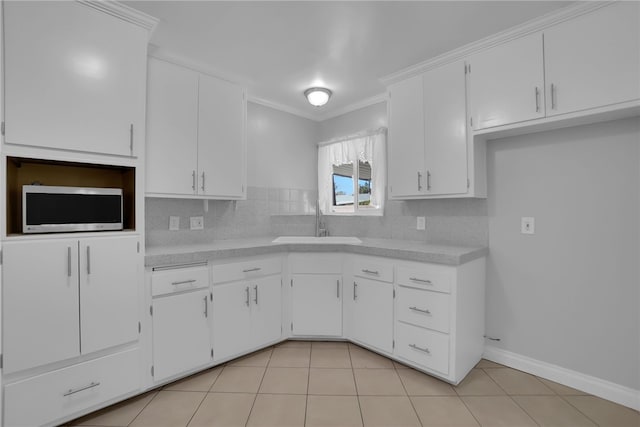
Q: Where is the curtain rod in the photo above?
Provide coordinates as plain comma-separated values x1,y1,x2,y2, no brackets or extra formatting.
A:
317,127,387,147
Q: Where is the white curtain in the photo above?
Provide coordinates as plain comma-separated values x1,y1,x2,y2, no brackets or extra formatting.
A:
317,128,387,214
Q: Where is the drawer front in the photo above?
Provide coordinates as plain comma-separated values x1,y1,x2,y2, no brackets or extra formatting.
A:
396,285,450,333
352,257,393,283
395,322,449,375
288,253,342,274
152,265,209,296
5,348,140,427
212,257,282,284
396,263,453,294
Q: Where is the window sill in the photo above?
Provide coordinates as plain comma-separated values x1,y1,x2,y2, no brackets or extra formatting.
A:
324,209,383,217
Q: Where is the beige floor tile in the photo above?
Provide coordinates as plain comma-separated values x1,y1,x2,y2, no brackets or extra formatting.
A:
475,359,505,369
349,346,394,368
187,393,255,427
311,347,352,368
276,340,312,349
564,395,640,427
537,377,588,395
454,369,506,396
210,366,265,393
269,347,311,367
311,340,349,349
228,348,273,367
246,394,307,427
393,361,411,369
308,368,357,395
359,396,421,427
163,367,223,392
306,395,363,427
397,368,456,396
513,396,597,426
129,391,206,427
71,391,157,426
484,367,555,395
354,368,406,396
411,396,480,426
461,396,538,427
259,367,309,394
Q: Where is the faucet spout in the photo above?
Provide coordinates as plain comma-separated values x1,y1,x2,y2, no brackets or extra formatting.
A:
315,200,327,237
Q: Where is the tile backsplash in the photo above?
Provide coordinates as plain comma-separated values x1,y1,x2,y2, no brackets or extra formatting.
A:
145,186,488,247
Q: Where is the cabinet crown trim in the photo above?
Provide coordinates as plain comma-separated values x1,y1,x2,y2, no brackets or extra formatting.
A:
380,1,610,85
78,0,159,35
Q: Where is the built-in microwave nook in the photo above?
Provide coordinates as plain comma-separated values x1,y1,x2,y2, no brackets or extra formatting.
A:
5,157,136,235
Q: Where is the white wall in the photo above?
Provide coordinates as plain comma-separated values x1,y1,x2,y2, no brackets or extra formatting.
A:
318,101,387,142
246,101,319,189
486,117,640,390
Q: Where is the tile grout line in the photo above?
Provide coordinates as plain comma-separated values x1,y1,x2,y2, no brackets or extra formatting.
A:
394,360,424,427
125,389,162,427
557,394,604,427
244,347,273,427
304,343,311,426
348,343,366,427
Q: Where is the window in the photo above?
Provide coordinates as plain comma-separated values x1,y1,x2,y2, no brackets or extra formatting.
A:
318,128,386,215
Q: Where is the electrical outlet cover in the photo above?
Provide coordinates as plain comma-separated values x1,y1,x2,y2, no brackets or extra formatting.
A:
417,216,426,230
169,216,180,231
190,216,204,230
521,217,535,234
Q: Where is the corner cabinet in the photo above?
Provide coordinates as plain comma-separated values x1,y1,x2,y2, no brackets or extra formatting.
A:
3,1,155,158
146,57,247,199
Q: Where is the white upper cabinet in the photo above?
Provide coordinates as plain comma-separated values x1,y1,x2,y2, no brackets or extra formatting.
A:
146,58,247,199
544,2,640,116
423,60,468,196
470,32,545,130
388,75,425,198
3,1,150,157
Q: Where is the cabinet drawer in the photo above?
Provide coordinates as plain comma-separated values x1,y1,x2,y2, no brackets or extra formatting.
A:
288,253,342,274
4,348,140,427
212,257,281,284
352,257,393,283
396,263,453,294
395,322,449,375
152,265,209,296
396,285,450,333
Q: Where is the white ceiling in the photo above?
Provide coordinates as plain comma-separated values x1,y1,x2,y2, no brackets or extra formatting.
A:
126,1,571,121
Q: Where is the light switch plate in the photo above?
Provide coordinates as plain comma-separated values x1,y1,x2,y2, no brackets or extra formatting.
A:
521,217,535,234
169,216,180,231
190,216,204,230
417,216,426,230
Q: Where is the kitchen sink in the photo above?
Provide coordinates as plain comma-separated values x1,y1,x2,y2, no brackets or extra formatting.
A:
272,236,362,244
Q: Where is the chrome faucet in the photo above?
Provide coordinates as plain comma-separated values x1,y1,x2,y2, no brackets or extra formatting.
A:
315,200,328,237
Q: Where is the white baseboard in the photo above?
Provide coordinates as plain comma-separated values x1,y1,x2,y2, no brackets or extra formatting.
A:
483,345,640,411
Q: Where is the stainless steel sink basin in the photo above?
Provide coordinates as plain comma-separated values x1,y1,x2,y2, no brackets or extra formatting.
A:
272,236,362,244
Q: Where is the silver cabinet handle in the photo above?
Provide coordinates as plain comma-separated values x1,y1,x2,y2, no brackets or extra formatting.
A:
254,285,258,305
337,280,340,298
362,269,379,275
67,246,72,277
535,87,540,112
192,170,196,191
203,295,208,318
409,344,431,354
409,306,431,315
129,123,134,154
86,246,91,275
409,277,433,285
353,282,358,300
171,279,196,286
417,171,422,191
245,286,250,307
63,381,100,397
201,172,206,192
551,83,557,110
426,170,431,191
243,267,261,273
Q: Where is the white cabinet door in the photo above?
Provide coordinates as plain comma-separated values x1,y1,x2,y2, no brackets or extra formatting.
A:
213,282,252,361
470,32,545,129
79,236,139,355
423,60,468,196
544,2,640,116
351,278,393,353
251,276,282,347
146,58,199,195
2,240,80,373
198,75,246,198
3,2,147,156
388,75,426,198
291,274,342,337
152,289,211,382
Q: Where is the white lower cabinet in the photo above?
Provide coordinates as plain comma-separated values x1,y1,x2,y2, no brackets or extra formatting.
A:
349,277,394,353
395,322,450,375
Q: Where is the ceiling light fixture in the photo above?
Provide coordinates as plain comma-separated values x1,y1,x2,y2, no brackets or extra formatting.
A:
304,87,332,107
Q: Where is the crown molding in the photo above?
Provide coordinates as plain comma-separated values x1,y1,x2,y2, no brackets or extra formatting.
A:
247,97,320,122
380,1,611,86
316,93,388,122
78,1,159,36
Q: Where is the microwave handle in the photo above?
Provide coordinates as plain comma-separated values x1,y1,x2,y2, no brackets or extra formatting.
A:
86,246,91,275
67,247,72,277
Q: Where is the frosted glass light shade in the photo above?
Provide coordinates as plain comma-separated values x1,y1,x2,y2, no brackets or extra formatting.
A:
304,87,332,107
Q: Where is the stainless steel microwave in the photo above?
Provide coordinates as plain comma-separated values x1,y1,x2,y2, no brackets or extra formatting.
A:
23,185,123,233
